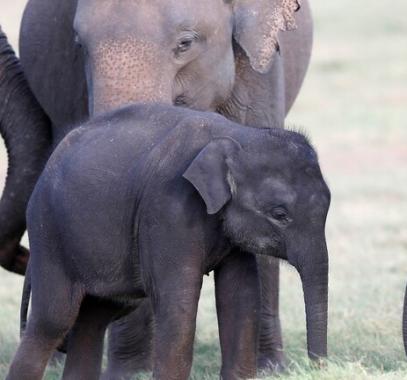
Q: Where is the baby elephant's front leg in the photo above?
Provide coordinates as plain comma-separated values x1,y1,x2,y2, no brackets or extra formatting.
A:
151,272,203,380
215,250,260,380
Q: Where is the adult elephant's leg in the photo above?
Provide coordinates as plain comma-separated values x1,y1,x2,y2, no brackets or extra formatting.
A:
256,256,286,372
103,298,153,380
215,250,260,380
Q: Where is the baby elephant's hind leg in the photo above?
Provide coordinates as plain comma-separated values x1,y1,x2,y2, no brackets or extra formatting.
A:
62,297,122,380
104,298,153,380
6,275,83,380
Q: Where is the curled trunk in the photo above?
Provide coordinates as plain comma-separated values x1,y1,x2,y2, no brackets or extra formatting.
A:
0,26,52,274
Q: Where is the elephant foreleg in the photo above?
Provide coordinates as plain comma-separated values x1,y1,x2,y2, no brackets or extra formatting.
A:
256,256,286,373
151,283,202,380
215,250,260,380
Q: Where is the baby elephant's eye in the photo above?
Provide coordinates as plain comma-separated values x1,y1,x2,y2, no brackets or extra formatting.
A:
269,207,292,225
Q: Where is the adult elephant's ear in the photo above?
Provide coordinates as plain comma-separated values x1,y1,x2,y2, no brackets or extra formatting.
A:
232,0,301,73
183,138,241,215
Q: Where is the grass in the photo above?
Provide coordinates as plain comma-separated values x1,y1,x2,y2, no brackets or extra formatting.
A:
1,0,407,378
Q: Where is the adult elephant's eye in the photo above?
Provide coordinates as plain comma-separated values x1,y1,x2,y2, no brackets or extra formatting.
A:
174,32,198,58
177,38,193,53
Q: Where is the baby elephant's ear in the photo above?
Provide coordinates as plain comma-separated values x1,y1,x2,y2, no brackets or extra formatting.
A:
232,0,301,73
183,138,241,215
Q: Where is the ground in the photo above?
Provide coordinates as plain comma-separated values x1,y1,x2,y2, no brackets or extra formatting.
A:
0,1,406,379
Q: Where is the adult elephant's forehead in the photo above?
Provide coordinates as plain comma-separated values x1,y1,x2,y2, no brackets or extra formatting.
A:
163,0,232,25
75,0,165,39
75,0,231,39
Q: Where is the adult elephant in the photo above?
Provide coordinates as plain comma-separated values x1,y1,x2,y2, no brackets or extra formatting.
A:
0,27,51,275
8,0,315,376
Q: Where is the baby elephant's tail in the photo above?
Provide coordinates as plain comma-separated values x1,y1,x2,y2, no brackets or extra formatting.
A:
403,283,407,356
20,260,32,337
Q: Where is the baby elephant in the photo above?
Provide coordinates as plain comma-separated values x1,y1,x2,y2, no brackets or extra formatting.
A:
7,104,330,380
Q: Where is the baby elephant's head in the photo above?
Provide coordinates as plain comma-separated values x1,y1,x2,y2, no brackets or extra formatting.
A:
183,128,330,265
183,128,331,361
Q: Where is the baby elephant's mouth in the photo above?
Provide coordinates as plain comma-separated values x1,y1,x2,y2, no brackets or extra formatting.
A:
256,235,286,259
238,236,284,258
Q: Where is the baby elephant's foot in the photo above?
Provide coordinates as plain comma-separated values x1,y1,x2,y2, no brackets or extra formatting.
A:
257,350,287,375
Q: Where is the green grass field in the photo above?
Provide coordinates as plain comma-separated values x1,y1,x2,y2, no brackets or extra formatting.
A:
1,1,407,379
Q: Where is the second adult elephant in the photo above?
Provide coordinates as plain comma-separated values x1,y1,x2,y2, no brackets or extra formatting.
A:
15,0,314,376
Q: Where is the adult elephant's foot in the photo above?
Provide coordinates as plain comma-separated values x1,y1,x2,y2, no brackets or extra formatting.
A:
0,238,29,275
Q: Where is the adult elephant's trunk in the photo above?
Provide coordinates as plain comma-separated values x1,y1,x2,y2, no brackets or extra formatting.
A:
0,27,52,275
403,284,407,356
298,243,329,361
87,39,174,116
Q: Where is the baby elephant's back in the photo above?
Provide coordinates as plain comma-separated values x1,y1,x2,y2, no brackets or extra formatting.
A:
27,107,184,293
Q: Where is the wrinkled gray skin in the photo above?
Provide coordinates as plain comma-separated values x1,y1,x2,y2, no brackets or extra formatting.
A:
0,27,51,275
7,104,330,380
6,0,313,375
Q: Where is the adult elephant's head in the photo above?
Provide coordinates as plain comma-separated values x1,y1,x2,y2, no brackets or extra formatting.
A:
73,0,300,115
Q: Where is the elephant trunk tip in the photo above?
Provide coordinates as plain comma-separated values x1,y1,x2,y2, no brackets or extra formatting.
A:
0,237,29,275
299,258,329,367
